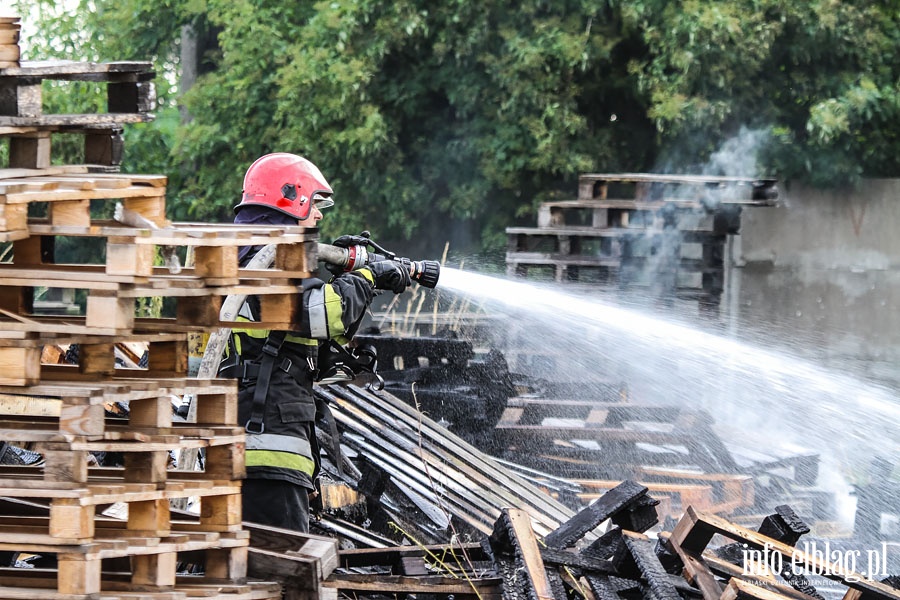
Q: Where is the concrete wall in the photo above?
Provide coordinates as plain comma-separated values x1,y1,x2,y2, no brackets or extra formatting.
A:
729,178,900,385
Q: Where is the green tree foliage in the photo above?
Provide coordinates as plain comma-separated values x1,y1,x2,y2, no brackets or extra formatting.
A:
14,0,900,256
624,0,900,185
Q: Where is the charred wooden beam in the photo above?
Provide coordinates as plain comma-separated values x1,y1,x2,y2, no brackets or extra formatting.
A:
489,508,562,600
611,494,660,533
546,568,569,600
582,526,626,561
585,575,623,600
619,531,682,600
539,547,615,575
543,480,650,549
716,505,809,564
758,505,810,545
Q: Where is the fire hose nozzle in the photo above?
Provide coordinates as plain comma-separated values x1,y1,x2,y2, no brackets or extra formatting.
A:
402,258,440,289
316,243,441,288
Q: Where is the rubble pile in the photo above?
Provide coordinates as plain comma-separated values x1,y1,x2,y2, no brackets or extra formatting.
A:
319,480,900,600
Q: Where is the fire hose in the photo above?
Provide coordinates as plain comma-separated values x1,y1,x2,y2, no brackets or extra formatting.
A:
316,241,440,290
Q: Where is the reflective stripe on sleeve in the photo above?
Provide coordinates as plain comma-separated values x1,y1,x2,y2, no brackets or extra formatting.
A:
245,433,312,457
307,286,328,338
357,269,375,285
324,285,346,337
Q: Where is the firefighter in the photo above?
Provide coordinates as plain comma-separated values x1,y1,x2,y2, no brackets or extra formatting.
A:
221,153,411,532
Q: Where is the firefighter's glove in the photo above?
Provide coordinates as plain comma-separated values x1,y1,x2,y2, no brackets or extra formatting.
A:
368,260,411,294
331,231,371,249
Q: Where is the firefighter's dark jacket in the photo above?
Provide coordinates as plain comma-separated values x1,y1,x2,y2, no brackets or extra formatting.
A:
223,263,376,490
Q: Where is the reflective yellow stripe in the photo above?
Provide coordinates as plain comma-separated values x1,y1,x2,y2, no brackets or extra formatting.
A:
324,285,345,337
233,327,317,346
358,269,375,284
246,450,315,475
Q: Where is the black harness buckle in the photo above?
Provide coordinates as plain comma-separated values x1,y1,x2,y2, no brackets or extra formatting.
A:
245,419,265,434
261,339,281,357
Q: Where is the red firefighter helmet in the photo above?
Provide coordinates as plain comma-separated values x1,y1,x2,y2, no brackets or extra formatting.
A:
235,153,334,220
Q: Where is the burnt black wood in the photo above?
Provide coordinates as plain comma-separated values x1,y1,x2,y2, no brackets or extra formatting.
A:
539,548,615,575
622,534,682,600
582,527,625,561
585,575,623,600
543,480,648,549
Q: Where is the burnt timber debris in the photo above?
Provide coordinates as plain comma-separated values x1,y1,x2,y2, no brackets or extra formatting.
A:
340,331,832,524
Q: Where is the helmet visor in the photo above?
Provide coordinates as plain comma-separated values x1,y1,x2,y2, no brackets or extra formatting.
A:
312,192,334,210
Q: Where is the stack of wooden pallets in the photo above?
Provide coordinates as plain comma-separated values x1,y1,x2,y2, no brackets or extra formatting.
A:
506,173,778,311
0,51,323,599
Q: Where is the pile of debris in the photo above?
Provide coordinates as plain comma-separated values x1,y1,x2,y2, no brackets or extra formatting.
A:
337,331,837,527
315,480,900,600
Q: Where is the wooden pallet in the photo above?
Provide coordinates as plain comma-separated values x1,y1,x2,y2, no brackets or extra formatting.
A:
576,173,778,205
508,225,726,249
0,41,292,600
535,199,733,231
0,377,235,435
0,59,156,174
0,430,244,488
493,402,742,480
0,482,245,544
503,173,777,312
0,60,155,121
504,256,717,290
0,219,318,337
506,221,726,293
637,467,756,516
4,212,316,274
0,336,201,385
0,286,309,340
667,506,900,600
0,173,168,240
0,479,247,594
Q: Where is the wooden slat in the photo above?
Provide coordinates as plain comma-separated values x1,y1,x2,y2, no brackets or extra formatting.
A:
499,508,557,600
321,383,574,537
1,182,164,203
0,113,153,128
1,59,152,77
323,572,501,595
